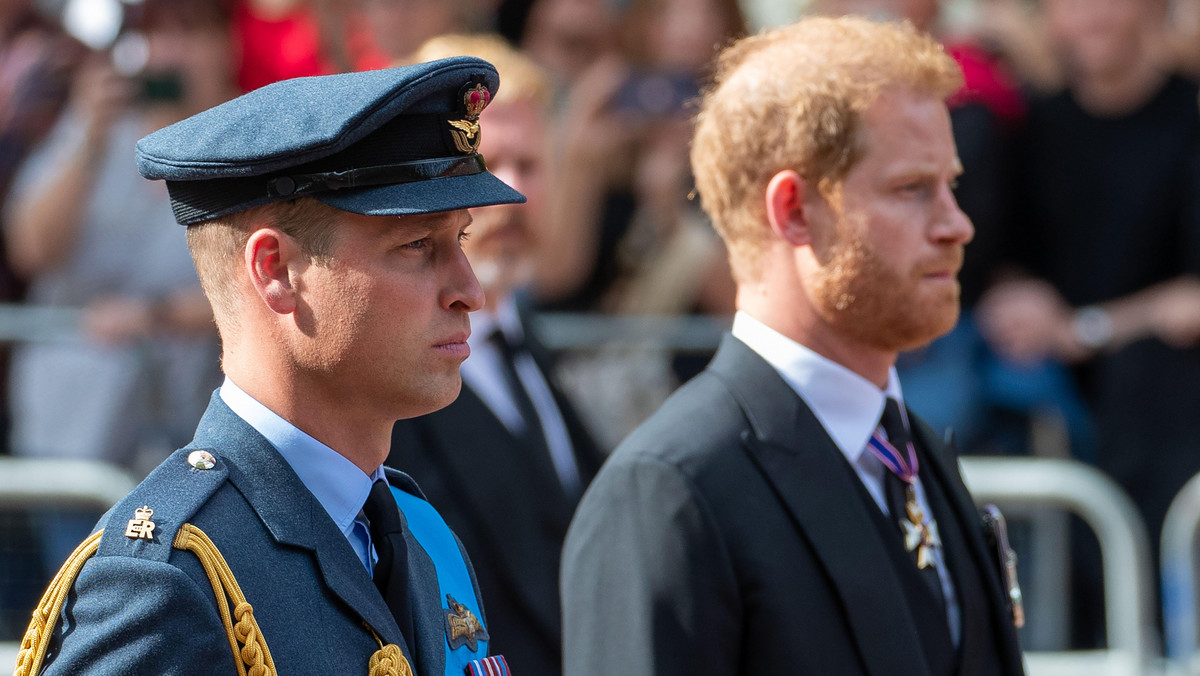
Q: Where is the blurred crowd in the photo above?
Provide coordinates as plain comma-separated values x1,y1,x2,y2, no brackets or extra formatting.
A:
2,0,1200,650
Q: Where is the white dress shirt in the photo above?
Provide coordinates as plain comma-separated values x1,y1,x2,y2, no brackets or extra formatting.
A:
462,299,581,497
220,377,384,574
731,311,961,644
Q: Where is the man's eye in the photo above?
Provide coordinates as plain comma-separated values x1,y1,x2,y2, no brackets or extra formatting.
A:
458,230,472,244
404,238,430,250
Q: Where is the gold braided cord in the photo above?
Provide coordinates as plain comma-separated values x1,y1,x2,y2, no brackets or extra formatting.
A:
173,523,277,676
368,644,413,676
12,530,104,676
364,625,413,676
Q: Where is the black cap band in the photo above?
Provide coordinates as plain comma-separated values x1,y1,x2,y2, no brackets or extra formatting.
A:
266,155,487,198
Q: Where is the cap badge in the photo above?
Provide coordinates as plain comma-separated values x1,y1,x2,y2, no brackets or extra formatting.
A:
448,83,490,154
444,593,489,651
125,505,157,541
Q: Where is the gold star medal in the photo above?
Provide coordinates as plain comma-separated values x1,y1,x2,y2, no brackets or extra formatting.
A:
900,485,942,569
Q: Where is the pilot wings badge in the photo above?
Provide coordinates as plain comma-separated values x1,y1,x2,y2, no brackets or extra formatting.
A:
444,594,489,651
448,83,490,154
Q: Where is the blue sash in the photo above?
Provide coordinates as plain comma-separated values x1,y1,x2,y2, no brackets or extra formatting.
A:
390,486,489,674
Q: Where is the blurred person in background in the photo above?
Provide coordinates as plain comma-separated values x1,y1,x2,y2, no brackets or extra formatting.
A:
3,0,230,475
0,0,83,451
0,0,84,639
233,0,342,91
976,0,1200,644
529,0,743,445
353,0,479,69
389,35,603,676
521,0,618,90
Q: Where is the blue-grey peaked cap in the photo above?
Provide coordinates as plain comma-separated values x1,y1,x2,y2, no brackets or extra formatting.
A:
136,56,526,225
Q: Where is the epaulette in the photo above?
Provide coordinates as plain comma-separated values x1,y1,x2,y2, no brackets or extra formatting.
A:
14,448,282,676
96,447,230,561
15,449,415,676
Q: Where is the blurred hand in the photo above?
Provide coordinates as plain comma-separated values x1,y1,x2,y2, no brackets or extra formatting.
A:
1145,276,1200,348
83,296,154,347
72,56,134,151
977,278,1081,363
560,56,641,174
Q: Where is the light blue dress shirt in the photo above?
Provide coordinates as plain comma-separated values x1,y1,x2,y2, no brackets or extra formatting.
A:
219,376,383,574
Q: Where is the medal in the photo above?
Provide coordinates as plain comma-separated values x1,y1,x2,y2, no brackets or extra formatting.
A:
900,484,941,569
867,410,943,571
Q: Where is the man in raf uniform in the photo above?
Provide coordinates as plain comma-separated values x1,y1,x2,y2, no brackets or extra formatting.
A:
389,35,604,676
560,17,1025,676
15,58,519,676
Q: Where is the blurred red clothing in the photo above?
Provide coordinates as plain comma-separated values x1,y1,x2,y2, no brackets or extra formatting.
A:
946,41,1026,125
233,0,330,92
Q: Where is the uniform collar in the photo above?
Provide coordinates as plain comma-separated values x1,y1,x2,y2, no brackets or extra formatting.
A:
218,376,385,537
730,311,903,466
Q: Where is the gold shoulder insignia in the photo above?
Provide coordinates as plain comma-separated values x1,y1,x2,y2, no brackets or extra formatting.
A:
443,594,489,652
124,505,156,540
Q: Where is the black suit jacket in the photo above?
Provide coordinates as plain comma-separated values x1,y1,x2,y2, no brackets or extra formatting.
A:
389,322,604,676
560,335,1024,676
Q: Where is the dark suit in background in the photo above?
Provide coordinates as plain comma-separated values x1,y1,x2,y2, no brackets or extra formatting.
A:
390,311,604,676
562,337,1024,675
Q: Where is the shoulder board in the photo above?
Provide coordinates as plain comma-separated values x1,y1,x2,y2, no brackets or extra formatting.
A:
97,447,230,561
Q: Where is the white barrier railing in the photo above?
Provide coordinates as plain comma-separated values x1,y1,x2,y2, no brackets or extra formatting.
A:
0,458,139,668
961,457,1158,675
1161,471,1200,669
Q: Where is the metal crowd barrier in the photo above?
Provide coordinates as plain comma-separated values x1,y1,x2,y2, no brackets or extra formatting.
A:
0,457,139,668
1161,472,1200,670
961,457,1158,676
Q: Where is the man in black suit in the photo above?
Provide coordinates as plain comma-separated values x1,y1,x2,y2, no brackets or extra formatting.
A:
561,17,1025,676
389,35,605,676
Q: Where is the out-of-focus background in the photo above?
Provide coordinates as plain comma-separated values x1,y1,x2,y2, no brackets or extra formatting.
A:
1,0,1200,673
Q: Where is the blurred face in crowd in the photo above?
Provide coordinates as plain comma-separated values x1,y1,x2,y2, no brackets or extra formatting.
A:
1044,0,1166,79
524,0,615,80
360,0,461,62
140,6,234,113
803,88,971,352
642,0,741,72
290,208,483,420
465,99,548,299
817,0,941,32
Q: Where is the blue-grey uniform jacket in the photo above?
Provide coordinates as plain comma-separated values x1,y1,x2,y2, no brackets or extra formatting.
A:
36,394,489,675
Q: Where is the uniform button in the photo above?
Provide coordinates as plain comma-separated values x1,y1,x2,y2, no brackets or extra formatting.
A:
188,450,216,470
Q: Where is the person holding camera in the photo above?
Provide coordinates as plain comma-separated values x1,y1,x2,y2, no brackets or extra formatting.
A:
3,0,234,476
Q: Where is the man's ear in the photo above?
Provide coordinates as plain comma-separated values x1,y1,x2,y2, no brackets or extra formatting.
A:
765,170,812,247
245,228,301,315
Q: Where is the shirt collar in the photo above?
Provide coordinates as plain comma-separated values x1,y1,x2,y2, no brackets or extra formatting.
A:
730,311,904,465
218,376,385,536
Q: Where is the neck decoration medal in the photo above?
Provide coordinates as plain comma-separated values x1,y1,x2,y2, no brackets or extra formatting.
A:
868,426,942,569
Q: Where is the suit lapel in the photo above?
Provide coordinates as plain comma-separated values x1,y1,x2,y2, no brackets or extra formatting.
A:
708,337,932,676
913,421,1024,675
415,387,566,642
191,395,406,653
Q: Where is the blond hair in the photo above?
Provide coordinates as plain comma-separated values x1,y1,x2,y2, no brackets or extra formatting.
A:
413,34,552,109
690,17,962,278
186,198,340,338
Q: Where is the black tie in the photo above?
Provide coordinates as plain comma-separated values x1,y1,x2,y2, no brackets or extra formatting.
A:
489,329,551,456
879,399,948,612
363,479,416,651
